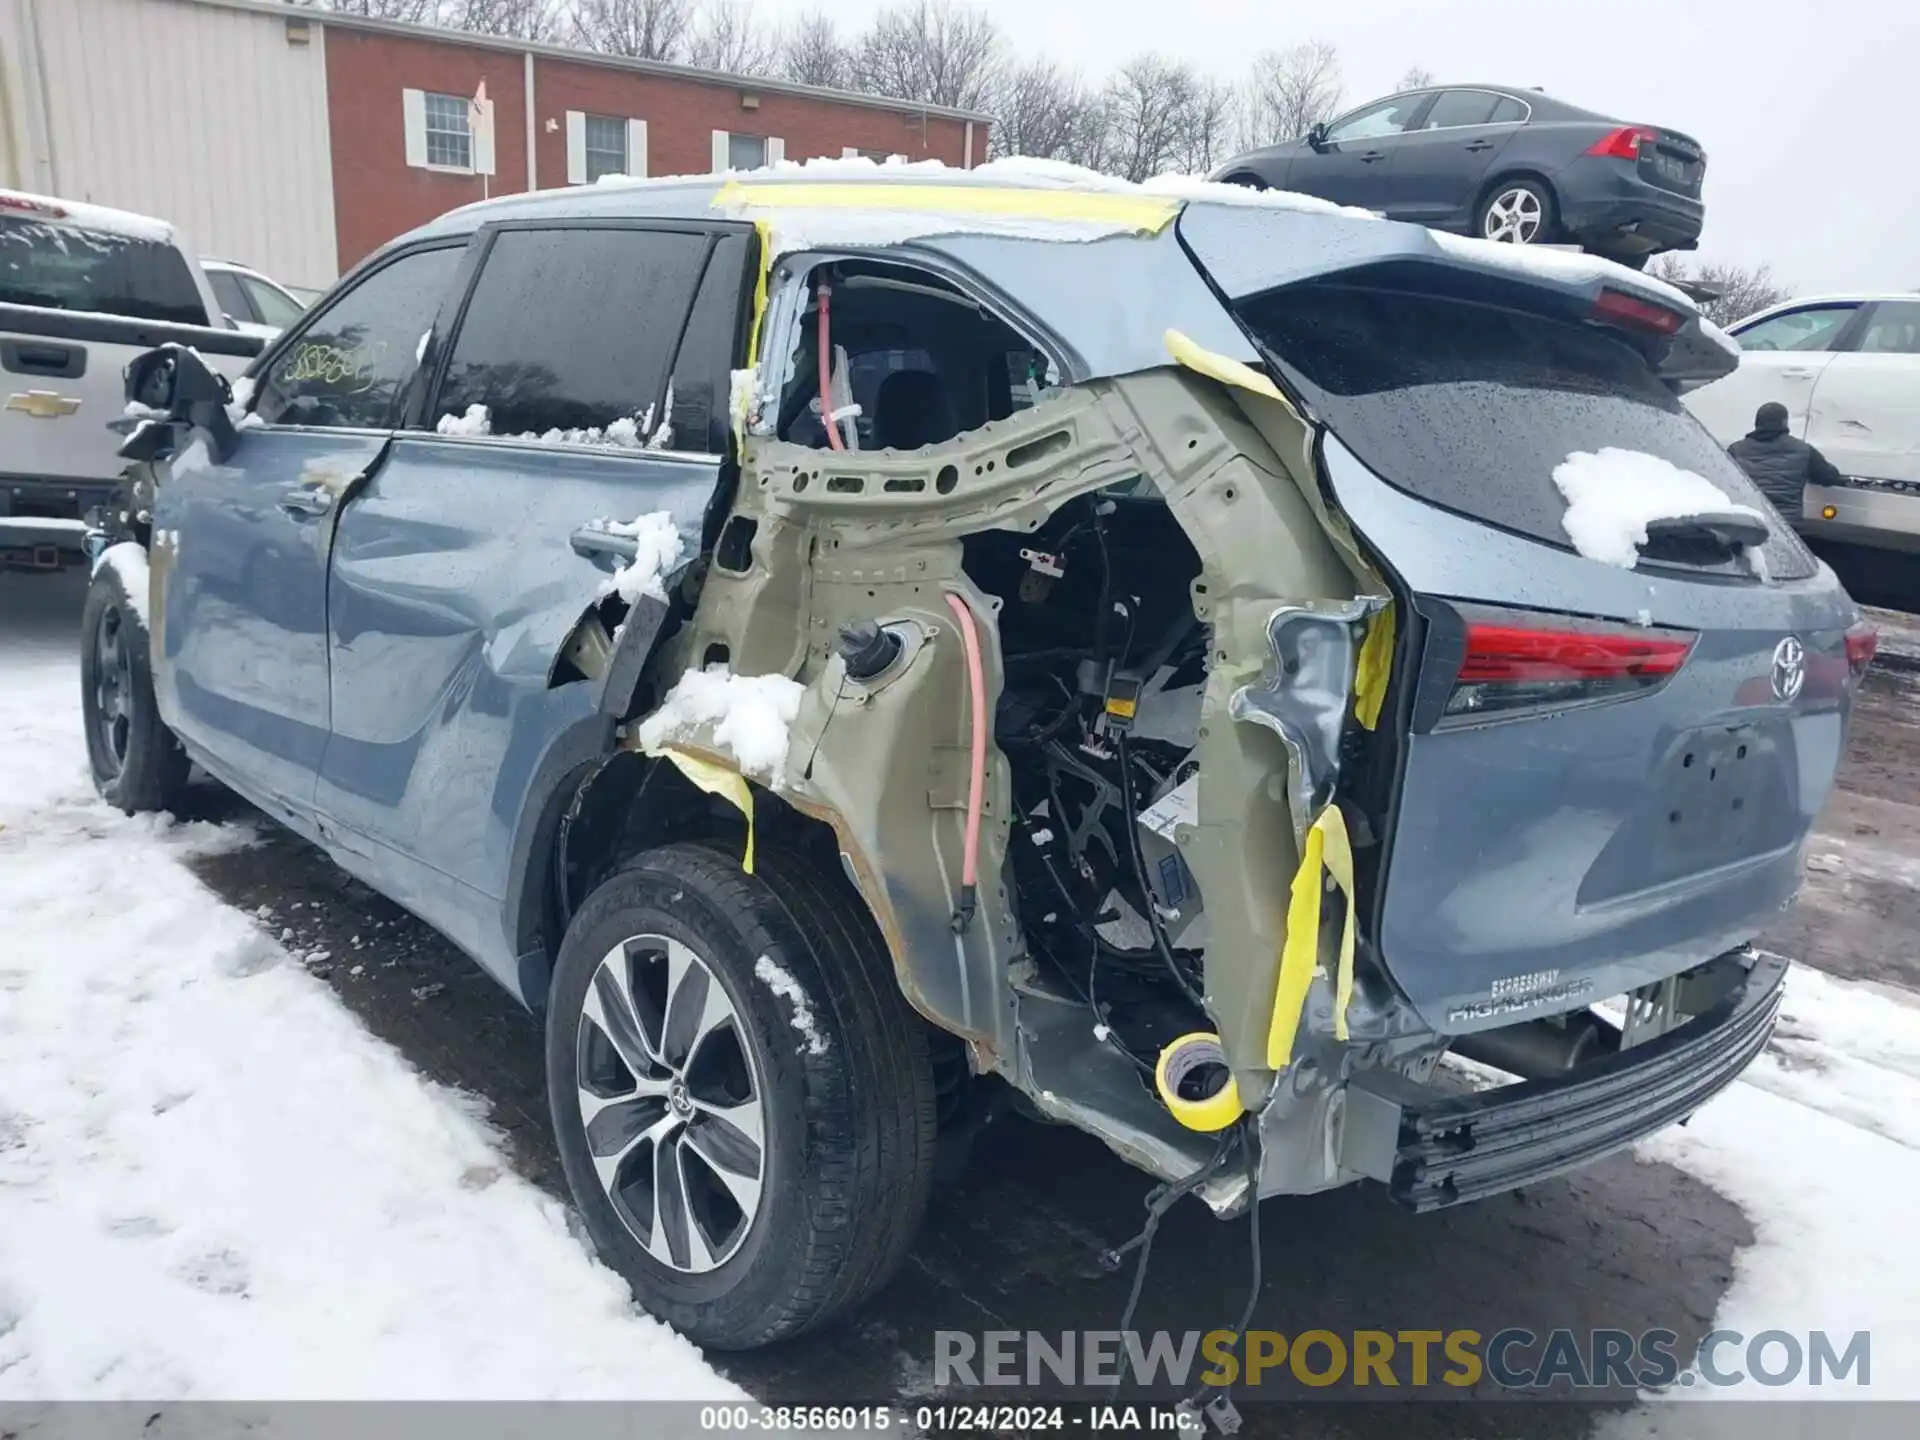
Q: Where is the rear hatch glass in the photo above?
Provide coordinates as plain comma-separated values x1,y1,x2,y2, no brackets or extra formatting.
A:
0,215,207,326
1235,281,1815,581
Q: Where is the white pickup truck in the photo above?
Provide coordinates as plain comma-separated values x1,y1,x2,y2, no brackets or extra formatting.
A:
1,188,262,570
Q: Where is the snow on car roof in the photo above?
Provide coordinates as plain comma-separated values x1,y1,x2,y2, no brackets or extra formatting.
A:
0,187,175,242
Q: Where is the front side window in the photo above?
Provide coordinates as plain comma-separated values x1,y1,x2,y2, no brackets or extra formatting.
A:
1858,301,1920,355
1733,305,1857,353
433,227,710,444
1421,91,1501,129
728,133,769,170
256,245,464,429
424,92,472,169
584,114,628,182
0,216,208,326
1325,95,1425,143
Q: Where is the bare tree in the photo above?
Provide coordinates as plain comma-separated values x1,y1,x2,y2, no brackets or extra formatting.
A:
569,0,693,58
852,0,1006,112
988,58,1095,161
1170,76,1235,175
1101,54,1204,183
778,11,851,89
1239,40,1343,148
287,0,440,21
1397,65,1436,91
684,0,777,77
1647,256,1793,327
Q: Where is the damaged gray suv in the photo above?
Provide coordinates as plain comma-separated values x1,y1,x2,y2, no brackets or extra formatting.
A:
83,163,1875,1350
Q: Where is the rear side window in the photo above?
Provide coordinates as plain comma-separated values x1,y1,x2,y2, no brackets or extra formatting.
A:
257,244,463,429
0,216,207,325
1237,284,1817,580
1859,301,1920,355
1421,91,1500,128
434,227,709,444
207,268,252,324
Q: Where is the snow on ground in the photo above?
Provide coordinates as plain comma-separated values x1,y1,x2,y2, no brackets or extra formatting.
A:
636,665,806,786
1552,447,1763,568
0,577,740,1401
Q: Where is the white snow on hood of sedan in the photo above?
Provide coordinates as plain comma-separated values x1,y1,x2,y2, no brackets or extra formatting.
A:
1552,446,1766,569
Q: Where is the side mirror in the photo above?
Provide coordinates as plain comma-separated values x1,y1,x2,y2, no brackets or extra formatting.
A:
1306,122,1330,150
119,343,241,463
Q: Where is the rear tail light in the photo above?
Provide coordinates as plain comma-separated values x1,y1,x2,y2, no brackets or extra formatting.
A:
0,193,67,219
1846,622,1878,681
1586,125,1659,159
1592,287,1685,336
1446,617,1695,720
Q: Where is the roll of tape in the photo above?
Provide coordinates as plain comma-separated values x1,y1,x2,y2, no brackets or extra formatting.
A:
1154,1031,1243,1132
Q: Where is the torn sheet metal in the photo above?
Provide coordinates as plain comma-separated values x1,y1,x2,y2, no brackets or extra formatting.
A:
1227,598,1382,845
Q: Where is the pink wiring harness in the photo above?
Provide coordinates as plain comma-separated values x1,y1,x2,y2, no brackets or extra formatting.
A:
944,592,987,934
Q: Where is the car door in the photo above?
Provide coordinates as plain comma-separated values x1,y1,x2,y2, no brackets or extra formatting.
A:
1682,301,1864,448
1804,299,1920,483
1386,90,1528,223
153,241,466,824
314,220,752,985
1288,92,1434,208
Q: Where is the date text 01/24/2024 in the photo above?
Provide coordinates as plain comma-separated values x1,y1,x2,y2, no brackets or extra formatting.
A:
698,1405,1203,1432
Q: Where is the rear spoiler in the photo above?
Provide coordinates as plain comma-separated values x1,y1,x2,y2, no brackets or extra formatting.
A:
1176,203,1736,392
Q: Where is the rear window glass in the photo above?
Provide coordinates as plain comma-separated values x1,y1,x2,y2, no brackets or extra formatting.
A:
0,216,207,326
1236,284,1816,580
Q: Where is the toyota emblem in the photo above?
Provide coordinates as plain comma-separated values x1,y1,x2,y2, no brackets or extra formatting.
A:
1770,636,1806,701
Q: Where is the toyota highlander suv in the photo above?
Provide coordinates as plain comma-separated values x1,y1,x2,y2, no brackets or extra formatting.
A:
82,161,1869,1351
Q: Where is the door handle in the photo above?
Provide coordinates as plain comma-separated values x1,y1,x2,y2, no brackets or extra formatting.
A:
279,485,333,517
1781,367,1816,379
1465,139,1495,153
570,525,639,568
1360,150,1387,163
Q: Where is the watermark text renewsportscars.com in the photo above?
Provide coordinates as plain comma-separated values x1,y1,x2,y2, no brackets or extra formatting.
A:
934,1328,1872,1391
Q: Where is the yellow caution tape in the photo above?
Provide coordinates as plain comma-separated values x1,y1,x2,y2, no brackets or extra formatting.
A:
656,748,756,874
1163,329,1303,419
1353,603,1395,731
1267,804,1357,1071
715,181,1180,234
1154,1032,1245,1132
746,219,773,370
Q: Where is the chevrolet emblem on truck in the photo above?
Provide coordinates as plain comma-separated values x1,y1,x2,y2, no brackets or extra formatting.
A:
5,390,82,419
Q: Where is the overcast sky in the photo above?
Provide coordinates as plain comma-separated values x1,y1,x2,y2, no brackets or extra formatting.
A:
762,0,1917,296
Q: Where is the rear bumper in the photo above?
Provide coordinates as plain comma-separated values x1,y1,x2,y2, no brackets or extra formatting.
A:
1800,482,1920,554
1554,159,1704,254
1345,950,1785,1211
1,476,117,565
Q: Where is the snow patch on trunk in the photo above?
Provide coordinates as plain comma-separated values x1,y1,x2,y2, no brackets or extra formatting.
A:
753,955,829,1056
637,667,805,787
1552,447,1764,569
97,542,151,629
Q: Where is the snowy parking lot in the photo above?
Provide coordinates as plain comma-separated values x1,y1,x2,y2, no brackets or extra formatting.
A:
4,565,1920,1431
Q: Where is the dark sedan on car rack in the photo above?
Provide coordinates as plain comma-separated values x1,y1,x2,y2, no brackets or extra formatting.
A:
1213,84,1706,268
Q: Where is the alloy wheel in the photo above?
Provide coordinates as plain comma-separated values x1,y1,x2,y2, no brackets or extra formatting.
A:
1483,187,1544,243
93,605,133,776
575,934,766,1273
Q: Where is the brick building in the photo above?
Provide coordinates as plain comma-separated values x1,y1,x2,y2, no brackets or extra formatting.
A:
1,0,989,292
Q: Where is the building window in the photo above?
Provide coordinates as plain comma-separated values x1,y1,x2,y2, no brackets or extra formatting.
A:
583,114,627,182
424,92,471,170
728,132,768,170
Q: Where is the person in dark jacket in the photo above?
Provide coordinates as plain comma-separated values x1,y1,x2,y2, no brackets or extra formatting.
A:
1727,401,1845,518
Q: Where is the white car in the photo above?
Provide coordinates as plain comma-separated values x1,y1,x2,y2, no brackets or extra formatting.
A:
201,258,307,339
1684,293,1919,552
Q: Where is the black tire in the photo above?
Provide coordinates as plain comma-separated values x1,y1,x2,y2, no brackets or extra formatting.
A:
80,557,192,815
546,841,938,1349
1474,177,1558,246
